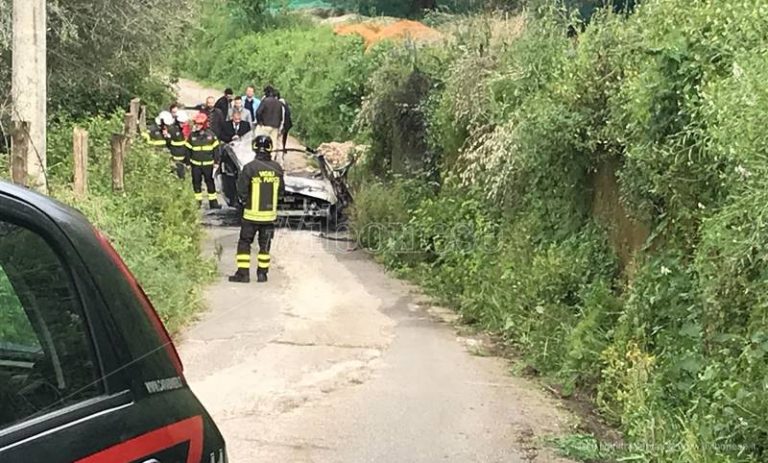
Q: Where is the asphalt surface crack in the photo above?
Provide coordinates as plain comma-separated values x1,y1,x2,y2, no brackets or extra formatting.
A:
242,437,334,452
269,340,376,350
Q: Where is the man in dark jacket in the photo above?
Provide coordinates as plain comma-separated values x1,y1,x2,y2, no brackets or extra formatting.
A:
255,86,283,150
229,135,284,284
221,110,251,143
204,96,226,139
214,88,234,116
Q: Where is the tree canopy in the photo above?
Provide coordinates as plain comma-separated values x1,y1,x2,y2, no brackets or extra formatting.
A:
0,0,192,120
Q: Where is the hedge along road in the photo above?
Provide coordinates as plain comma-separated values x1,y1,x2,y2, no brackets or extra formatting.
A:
175,79,577,463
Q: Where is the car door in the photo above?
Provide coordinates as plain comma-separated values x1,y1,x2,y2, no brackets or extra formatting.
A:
0,193,206,463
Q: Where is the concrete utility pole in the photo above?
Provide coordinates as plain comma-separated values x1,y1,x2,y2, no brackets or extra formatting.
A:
11,0,47,193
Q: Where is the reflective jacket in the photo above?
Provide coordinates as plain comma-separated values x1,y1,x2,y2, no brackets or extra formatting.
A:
237,153,285,223
184,129,221,166
167,124,188,162
143,123,167,148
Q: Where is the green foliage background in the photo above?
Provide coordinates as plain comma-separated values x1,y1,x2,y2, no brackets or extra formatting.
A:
0,0,190,119
347,2,768,461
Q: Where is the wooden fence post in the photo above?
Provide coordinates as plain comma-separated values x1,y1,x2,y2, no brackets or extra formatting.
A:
122,112,136,156
111,134,127,192
10,121,29,187
73,127,88,198
123,112,137,137
129,98,141,136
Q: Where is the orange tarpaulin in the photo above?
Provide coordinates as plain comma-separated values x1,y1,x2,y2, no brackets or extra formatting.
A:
335,20,442,48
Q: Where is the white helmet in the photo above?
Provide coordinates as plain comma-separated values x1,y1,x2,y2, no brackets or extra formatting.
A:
159,111,175,126
176,110,189,123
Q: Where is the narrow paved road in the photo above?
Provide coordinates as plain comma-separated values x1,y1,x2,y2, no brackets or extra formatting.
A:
175,79,576,462
179,229,575,462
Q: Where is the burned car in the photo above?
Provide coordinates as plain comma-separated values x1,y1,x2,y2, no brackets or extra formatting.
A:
217,132,354,226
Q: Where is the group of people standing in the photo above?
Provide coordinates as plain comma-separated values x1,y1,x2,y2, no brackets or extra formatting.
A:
144,85,290,285
205,85,293,152
144,85,293,209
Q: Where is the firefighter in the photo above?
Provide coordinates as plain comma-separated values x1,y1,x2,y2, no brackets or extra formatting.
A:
185,112,222,209
229,135,285,284
144,113,169,149
166,112,188,180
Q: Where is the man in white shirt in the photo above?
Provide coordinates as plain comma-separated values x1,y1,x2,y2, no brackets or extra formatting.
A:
242,87,260,124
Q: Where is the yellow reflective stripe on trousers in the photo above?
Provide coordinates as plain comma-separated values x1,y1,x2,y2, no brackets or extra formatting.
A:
194,193,203,201
190,160,215,166
237,254,251,269
172,156,186,161
208,193,218,200
257,254,270,269
170,140,186,147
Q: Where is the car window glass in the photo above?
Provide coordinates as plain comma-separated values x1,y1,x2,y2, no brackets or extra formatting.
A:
0,268,40,350
0,220,103,430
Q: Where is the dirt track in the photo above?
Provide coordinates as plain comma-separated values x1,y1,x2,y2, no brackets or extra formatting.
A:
176,80,577,462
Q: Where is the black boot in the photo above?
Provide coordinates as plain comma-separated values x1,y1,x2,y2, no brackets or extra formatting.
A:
228,270,250,283
197,200,203,208
256,270,268,283
209,199,221,210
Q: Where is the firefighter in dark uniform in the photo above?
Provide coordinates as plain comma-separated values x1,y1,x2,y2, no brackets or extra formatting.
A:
166,115,188,180
185,113,222,209
229,135,285,284
143,114,168,149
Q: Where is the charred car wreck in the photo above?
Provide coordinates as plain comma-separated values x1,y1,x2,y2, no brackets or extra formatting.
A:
217,133,354,226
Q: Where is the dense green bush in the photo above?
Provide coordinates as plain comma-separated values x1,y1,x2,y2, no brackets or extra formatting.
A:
356,44,449,175
348,1,768,461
